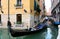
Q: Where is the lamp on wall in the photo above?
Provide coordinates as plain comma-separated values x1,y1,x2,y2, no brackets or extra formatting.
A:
24,9,27,13
1,10,4,13
0,7,4,13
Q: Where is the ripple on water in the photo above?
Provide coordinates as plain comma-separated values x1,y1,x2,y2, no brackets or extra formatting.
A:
0,27,58,39
45,28,52,39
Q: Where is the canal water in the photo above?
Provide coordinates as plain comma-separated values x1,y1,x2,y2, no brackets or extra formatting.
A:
0,26,58,39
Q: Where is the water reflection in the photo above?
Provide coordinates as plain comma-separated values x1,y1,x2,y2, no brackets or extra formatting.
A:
45,28,52,39
0,26,58,39
0,29,2,39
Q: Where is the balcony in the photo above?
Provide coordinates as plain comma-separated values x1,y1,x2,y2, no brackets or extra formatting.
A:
15,4,23,9
15,23,24,27
13,22,27,29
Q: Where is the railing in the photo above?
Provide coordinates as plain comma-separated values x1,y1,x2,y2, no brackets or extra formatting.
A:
14,4,23,9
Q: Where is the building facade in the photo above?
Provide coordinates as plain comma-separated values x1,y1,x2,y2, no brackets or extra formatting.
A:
38,0,46,22
0,0,41,29
51,0,60,24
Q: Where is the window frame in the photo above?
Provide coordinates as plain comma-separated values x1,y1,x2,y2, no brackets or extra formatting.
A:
16,0,22,6
15,0,23,9
0,0,1,7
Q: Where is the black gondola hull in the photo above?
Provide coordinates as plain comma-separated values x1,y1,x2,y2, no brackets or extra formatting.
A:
8,25,47,37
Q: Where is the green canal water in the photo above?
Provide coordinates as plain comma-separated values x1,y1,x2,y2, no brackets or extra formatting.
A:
0,26,58,39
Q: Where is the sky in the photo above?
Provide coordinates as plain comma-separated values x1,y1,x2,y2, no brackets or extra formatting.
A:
45,0,51,12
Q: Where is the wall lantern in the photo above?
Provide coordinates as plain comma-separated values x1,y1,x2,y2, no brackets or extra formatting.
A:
1,10,4,13
24,9,27,13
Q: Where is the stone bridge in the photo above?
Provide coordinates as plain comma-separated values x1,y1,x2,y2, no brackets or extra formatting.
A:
40,17,56,23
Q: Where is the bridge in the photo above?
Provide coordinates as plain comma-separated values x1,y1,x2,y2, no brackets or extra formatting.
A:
40,17,56,23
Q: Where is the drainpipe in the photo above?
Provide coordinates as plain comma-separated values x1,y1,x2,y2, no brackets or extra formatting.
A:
8,0,10,21
7,0,11,39
7,0,11,26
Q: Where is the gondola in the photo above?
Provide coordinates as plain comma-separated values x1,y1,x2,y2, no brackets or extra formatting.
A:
7,21,47,37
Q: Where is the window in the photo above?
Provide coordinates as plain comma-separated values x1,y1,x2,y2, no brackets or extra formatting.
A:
34,0,41,13
17,0,22,6
34,0,37,10
0,0,1,7
15,0,23,9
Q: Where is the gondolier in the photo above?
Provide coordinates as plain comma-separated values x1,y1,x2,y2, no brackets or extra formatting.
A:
45,16,48,21
43,16,49,23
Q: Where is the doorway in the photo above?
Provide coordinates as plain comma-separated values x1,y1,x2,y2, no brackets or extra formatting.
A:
16,14,22,24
